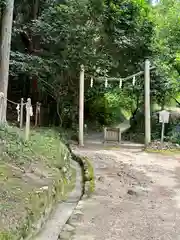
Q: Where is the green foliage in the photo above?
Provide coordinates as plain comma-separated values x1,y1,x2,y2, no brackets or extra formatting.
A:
168,130,180,145
10,0,153,127
151,0,180,106
85,85,135,126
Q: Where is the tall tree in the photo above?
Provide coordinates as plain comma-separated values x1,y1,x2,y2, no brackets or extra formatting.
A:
0,0,14,123
151,0,180,106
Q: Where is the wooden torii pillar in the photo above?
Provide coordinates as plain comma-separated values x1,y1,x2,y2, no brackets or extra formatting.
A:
79,65,85,147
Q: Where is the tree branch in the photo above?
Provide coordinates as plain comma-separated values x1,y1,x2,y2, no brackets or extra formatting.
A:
172,97,180,106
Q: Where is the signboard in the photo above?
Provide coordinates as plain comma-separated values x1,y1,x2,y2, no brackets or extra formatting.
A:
159,110,170,124
159,110,170,143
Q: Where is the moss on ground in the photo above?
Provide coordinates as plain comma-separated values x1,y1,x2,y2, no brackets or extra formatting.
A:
0,126,76,240
146,148,180,155
82,157,95,196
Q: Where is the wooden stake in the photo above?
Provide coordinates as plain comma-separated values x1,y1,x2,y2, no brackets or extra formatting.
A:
118,128,121,143
25,98,31,141
35,102,38,127
38,103,41,126
0,93,4,124
103,127,107,144
90,77,93,88
105,78,108,88
20,98,24,129
132,76,136,86
119,79,122,88
35,102,41,127
79,65,84,147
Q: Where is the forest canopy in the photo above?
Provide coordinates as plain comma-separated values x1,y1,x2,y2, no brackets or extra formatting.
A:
1,0,180,127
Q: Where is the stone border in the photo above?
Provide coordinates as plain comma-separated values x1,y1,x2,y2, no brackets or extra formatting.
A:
59,199,86,240
82,156,95,198
33,160,83,240
58,149,95,240
69,147,95,198
30,144,95,240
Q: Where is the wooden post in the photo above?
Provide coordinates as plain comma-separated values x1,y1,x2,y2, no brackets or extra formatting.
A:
84,124,87,135
161,122,165,144
35,102,41,127
20,98,24,129
0,92,4,124
79,65,85,147
118,128,121,143
38,103,41,126
25,98,31,141
144,59,151,146
103,127,107,144
35,102,38,127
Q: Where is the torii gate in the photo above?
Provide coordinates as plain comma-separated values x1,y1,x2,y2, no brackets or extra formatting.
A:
79,59,154,147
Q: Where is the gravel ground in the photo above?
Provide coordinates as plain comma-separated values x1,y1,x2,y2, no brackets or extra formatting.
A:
60,146,180,240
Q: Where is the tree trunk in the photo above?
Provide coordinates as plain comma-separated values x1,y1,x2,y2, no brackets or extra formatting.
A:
0,0,14,123
33,0,39,20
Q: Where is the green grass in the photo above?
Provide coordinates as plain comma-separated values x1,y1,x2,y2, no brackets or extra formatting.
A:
0,126,76,240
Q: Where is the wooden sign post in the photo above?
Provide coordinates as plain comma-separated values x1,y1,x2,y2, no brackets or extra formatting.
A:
159,110,170,143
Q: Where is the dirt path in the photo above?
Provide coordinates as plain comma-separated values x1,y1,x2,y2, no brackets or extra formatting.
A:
60,146,180,240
